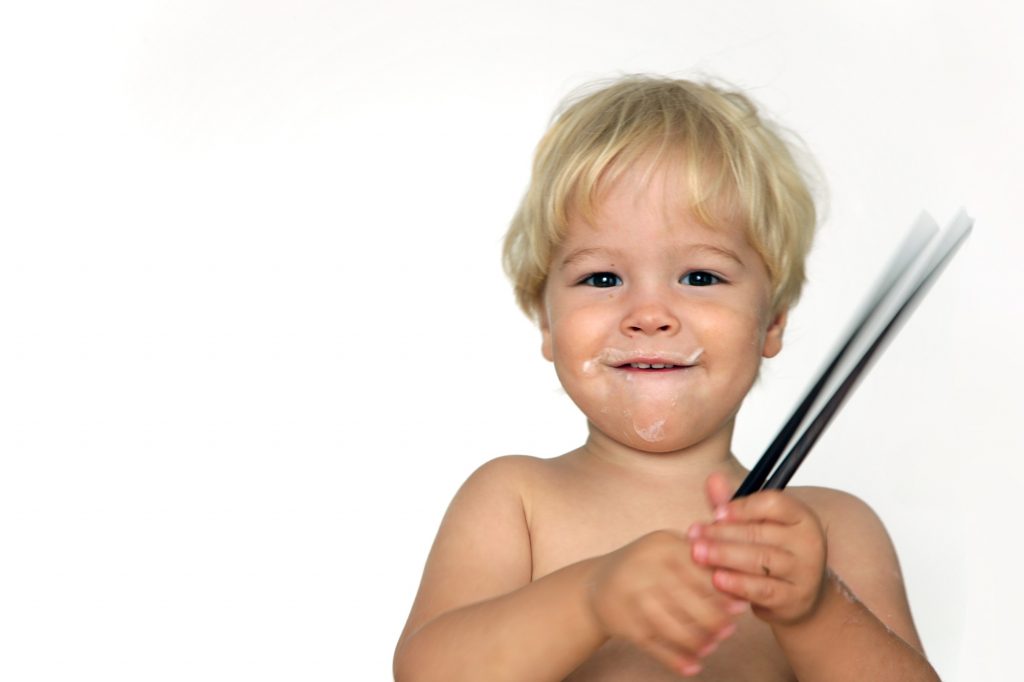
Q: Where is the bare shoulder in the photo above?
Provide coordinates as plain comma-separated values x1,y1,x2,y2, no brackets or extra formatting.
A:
789,486,924,649
788,486,885,537
460,453,555,490
430,453,555,554
448,454,558,519
397,455,553,642
787,486,895,567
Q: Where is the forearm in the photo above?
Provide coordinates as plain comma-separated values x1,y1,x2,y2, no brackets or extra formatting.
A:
772,570,939,682
394,557,606,682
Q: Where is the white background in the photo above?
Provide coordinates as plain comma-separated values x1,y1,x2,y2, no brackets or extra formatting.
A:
2,1,1022,680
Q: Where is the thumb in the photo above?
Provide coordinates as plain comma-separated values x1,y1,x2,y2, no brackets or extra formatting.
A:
705,472,734,515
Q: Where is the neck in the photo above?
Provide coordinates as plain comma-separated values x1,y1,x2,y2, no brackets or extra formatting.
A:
575,419,749,490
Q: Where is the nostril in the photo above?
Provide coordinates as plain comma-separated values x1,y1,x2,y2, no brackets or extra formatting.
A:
622,307,680,335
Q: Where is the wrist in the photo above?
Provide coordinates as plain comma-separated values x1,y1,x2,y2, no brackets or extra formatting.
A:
579,554,614,641
768,566,836,634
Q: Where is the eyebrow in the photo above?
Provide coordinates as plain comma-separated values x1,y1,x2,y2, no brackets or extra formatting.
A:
687,243,745,267
558,243,745,270
558,247,619,270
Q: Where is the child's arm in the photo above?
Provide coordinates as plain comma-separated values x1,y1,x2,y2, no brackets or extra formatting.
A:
689,474,940,681
393,456,740,681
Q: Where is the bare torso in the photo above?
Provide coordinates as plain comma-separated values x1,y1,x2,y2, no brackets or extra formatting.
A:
522,449,836,681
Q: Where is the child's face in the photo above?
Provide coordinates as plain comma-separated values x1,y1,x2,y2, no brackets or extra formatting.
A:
540,160,786,453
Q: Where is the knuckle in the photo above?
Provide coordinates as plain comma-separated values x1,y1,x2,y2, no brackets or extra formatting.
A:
647,529,680,547
634,633,659,654
762,491,786,513
647,645,687,674
755,580,777,603
638,530,665,552
636,628,658,647
636,593,661,620
705,611,732,635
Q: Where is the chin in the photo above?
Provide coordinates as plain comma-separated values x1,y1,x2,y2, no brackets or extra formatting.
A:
597,420,711,454
631,434,705,454
630,439,688,454
583,404,734,454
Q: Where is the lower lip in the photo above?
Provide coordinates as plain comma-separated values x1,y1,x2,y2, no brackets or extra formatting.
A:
615,366,690,373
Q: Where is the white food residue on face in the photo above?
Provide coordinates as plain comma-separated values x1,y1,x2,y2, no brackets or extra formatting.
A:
634,418,666,442
594,347,705,367
580,346,703,446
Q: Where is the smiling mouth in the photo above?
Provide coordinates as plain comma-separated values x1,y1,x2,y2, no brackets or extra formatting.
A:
619,362,684,370
590,348,704,374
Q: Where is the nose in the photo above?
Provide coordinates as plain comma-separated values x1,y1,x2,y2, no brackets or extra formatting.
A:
621,296,680,337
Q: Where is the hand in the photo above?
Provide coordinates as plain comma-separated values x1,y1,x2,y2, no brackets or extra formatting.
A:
688,473,828,626
588,530,745,676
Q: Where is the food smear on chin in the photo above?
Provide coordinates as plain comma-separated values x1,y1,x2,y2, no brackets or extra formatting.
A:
634,418,666,442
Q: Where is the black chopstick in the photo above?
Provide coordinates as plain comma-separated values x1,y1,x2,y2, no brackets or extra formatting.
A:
732,214,940,498
734,210,973,498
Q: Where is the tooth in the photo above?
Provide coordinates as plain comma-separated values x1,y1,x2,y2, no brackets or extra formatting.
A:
634,363,650,369
651,364,665,369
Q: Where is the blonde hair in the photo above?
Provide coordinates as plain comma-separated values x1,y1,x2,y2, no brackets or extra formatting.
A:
503,76,818,321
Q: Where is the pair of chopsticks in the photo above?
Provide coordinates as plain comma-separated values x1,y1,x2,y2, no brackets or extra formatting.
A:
733,210,974,499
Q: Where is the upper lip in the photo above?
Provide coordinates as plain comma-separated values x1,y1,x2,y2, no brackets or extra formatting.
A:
619,358,684,367
597,348,703,368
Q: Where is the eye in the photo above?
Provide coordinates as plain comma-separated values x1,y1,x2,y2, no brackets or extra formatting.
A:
579,272,622,288
680,271,721,287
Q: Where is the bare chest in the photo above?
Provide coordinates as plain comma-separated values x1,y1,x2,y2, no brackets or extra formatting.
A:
526,475,795,682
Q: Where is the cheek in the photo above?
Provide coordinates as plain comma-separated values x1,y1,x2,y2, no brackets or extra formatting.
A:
549,308,620,404
698,303,758,341
700,307,767,369
550,304,609,359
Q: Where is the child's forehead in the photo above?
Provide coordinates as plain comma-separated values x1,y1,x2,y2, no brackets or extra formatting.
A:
561,207,728,248
564,163,747,247
570,151,744,234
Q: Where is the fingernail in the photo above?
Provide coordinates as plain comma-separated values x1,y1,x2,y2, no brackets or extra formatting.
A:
698,640,719,657
714,506,728,521
687,523,702,540
681,663,702,676
692,541,708,562
717,622,738,640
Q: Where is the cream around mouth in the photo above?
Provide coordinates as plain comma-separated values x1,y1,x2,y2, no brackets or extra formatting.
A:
594,347,704,370
618,363,688,371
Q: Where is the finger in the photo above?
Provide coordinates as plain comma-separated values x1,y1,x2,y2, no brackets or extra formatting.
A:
704,472,733,512
711,569,793,610
692,539,795,582
640,593,715,655
640,637,703,677
718,490,809,526
690,520,789,546
661,584,737,647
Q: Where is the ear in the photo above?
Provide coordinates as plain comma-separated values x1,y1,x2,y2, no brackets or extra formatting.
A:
761,308,788,359
539,308,554,362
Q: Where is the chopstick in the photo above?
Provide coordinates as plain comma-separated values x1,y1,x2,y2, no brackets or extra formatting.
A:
733,210,974,498
732,214,939,498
